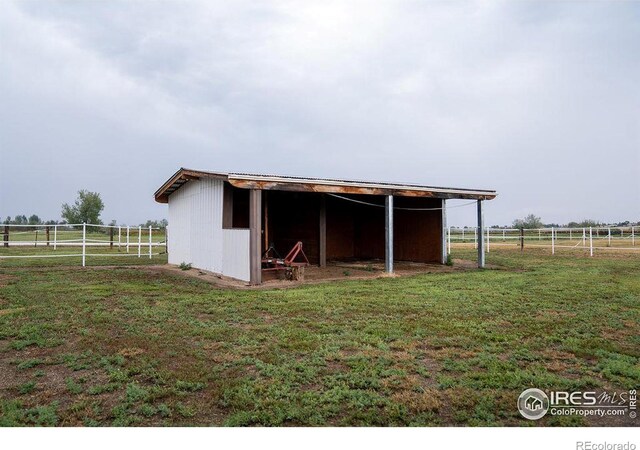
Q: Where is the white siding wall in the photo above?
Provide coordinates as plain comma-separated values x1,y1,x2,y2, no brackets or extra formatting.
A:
167,179,250,281
222,229,250,281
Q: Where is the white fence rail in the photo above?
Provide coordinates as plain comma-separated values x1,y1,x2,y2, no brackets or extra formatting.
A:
0,223,167,266
446,225,638,256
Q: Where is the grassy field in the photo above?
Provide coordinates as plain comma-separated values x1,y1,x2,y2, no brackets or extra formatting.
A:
0,248,638,426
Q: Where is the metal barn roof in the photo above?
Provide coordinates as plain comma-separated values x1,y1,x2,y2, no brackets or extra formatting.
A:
154,168,497,203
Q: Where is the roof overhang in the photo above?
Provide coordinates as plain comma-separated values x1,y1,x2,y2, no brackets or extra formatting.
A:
154,168,497,203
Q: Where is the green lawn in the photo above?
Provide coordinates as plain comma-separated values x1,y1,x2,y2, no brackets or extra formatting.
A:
0,248,638,426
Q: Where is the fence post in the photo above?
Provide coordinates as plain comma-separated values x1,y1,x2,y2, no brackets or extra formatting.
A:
582,228,586,247
569,228,572,240
632,226,635,246
589,226,593,257
3,225,9,248
149,226,152,259
126,226,130,253
118,226,121,250
551,227,555,255
502,229,505,241
486,228,490,253
34,230,38,248
46,226,50,246
138,226,142,258
82,223,86,267
53,225,57,250
461,228,464,242
607,227,611,247
520,228,524,252
109,226,114,249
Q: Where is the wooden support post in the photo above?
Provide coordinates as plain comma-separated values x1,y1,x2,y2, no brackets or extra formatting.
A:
551,227,555,255
441,199,447,264
3,225,8,248
477,200,485,268
249,189,262,285
126,226,130,253
53,225,57,250
46,226,50,246
109,226,114,249
520,228,524,252
138,226,141,258
589,226,593,256
34,230,38,248
118,226,121,250
149,226,152,259
319,195,326,268
385,195,393,273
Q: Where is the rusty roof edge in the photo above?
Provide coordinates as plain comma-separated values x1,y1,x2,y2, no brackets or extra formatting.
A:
227,173,497,197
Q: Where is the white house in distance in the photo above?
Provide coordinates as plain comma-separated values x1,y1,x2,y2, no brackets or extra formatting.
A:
154,168,496,284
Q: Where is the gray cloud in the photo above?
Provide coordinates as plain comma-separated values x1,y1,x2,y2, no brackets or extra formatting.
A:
1,0,638,226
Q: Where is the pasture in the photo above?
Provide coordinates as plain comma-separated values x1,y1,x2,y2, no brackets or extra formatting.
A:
0,247,638,426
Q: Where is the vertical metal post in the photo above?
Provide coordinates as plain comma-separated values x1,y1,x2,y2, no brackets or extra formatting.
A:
477,200,485,268
385,195,394,273
589,226,593,256
319,195,326,268
249,189,262,285
82,223,86,267
149,226,152,259
551,227,555,255
607,227,611,247
582,228,586,247
632,226,635,246
441,199,447,264
109,226,114,249
3,225,8,248
118,226,121,250
447,226,451,255
53,225,57,250
538,229,541,241
126,226,130,253
520,228,524,252
569,228,572,240
138,226,141,258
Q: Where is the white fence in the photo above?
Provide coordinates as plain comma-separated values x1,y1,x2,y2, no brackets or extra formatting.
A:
446,225,638,256
0,223,167,266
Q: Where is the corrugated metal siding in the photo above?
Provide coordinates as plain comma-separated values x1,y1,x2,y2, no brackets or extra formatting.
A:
167,179,250,281
222,229,250,281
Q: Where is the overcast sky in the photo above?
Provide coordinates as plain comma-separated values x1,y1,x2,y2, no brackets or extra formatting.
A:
1,0,638,227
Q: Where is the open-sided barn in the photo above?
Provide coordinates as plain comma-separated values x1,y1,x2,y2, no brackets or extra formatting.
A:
154,168,496,284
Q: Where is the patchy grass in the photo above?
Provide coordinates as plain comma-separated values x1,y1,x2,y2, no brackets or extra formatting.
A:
0,248,638,426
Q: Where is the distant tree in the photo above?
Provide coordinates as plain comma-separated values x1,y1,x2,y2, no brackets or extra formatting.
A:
141,219,168,229
61,190,104,225
574,219,601,227
4,216,10,224
14,215,27,225
28,214,41,225
513,214,543,229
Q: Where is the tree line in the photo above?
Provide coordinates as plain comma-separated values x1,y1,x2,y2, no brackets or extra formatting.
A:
2,190,167,229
